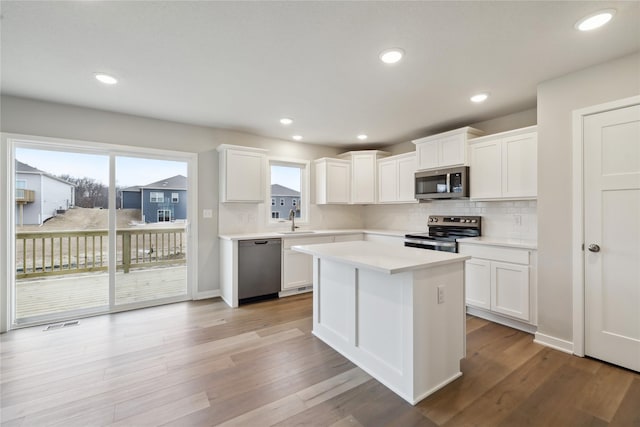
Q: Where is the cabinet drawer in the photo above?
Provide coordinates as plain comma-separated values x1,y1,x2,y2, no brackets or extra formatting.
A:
459,244,530,265
283,236,333,249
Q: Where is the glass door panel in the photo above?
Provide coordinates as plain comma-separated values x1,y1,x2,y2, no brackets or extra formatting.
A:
14,148,110,323
114,156,189,306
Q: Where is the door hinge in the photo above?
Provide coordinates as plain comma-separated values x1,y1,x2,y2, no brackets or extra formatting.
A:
581,243,585,251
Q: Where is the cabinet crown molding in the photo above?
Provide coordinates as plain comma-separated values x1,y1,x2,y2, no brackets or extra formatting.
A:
411,126,484,145
216,144,268,153
467,125,538,145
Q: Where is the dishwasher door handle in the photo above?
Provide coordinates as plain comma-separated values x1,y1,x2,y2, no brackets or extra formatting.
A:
253,240,269,245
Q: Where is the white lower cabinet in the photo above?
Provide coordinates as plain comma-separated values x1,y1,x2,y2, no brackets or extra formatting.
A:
460,243,536,325
282,234,363,291
491,261,529,321
464,258,491,310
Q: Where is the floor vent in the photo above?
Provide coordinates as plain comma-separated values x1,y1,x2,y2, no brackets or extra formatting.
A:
44,320,79,331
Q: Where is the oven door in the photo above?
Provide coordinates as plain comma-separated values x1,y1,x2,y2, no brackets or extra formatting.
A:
404,237,458,253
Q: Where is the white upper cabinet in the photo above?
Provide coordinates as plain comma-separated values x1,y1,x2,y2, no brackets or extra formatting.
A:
469,126,537,200
339,151,389,204
377,152,417,203
412,127,484,171
217,144,267,203
315,158,351,204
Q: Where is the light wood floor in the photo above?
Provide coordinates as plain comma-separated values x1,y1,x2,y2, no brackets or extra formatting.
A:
1,294,638,426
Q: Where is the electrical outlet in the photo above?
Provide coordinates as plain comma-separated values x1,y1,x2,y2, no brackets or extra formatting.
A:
202,209,213,219
437,285,445,304
514,214,522,226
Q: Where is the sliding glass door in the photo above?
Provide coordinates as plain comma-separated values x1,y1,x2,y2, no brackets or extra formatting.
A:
11,140,194,326
114,156,188,306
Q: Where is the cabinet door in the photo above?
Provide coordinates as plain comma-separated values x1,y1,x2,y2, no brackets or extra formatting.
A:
439,134,466,167
378,159,398,203
470,140,502,199
351,154,376,204
224,150,265,202
502,133,537,198
397,154,417,202
282,249,313,290
491,262,530,321
464,258,491,309
326,161,351,203
416,142,439,170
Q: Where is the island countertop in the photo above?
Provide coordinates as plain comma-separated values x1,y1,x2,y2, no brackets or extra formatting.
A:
292,240,470,274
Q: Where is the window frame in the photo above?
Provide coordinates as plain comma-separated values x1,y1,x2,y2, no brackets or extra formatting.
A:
171,192,179,203
266,157,310,226
150,191,164,203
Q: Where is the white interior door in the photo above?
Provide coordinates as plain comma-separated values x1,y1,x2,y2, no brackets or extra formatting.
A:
584,103,640,372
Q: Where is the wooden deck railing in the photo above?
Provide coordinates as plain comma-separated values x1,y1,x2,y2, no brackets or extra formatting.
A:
16,227,187,279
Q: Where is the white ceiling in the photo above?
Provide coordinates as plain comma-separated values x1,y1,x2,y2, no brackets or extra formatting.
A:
1,1,638,147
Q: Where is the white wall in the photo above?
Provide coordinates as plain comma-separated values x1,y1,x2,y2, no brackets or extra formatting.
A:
536,52,640,343
0,95,348,309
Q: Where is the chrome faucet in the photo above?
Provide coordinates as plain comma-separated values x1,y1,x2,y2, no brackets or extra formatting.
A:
288,209,298,232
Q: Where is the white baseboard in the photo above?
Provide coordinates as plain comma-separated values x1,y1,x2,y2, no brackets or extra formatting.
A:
279,286,313,298
533,332,574,354
193,289,221,300
466,306,537,334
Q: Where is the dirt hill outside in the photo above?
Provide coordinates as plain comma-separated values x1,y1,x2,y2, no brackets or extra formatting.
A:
17,208,142,231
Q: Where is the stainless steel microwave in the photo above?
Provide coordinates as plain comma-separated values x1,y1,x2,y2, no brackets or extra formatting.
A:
415,166,469,200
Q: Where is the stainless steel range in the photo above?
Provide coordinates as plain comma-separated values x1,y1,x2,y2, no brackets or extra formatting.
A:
404,215,481,253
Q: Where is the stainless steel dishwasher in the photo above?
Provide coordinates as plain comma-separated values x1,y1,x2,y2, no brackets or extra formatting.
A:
238,238,282,303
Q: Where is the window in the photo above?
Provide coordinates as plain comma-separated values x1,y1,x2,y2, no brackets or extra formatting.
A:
171,193,179,203
158,209,171,222
268,159,309,223
150,191,164,203
16,179,26,189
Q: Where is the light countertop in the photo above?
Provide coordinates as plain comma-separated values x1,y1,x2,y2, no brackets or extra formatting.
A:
456,236,537,250
292,241,470,274
219,229,411,241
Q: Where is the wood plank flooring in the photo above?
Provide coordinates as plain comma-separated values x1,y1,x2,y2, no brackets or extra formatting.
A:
1,293,638,426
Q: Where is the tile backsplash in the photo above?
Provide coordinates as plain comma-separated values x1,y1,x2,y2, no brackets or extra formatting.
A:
219,199,537,241
363,200,537,240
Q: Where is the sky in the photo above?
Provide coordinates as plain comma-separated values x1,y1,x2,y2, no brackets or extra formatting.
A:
271,165,301,191
16,148,188,187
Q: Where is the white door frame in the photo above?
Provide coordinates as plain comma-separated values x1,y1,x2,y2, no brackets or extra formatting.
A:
571,95,640,357
1,133,199,329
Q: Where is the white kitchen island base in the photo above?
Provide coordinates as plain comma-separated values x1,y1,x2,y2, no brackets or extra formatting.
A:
295,241,468,405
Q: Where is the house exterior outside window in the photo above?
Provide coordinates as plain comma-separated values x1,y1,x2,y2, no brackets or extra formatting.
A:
150,192,164,203
171,193,179,203
158,209,171,222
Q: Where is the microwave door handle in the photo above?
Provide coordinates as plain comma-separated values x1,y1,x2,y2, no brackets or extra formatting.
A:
446,173,451,193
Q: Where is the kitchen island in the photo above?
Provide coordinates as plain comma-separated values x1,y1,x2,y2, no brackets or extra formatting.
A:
292,241,470,405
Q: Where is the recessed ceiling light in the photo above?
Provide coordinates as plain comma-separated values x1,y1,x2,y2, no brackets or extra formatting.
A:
280,118,293,125
470,93,489,103
379,48,404,64
292,135,303,141
575,9,615,31
357,134,368,141
94,73,118,85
